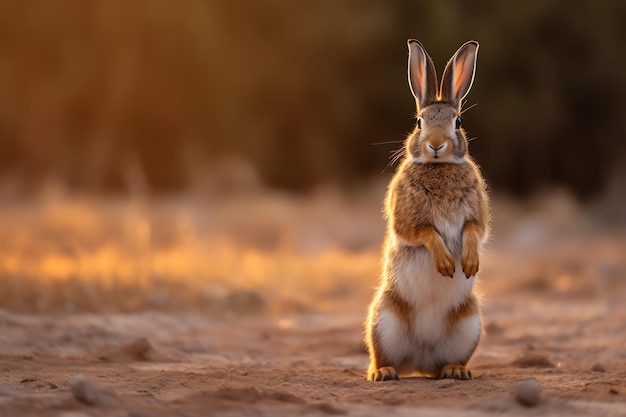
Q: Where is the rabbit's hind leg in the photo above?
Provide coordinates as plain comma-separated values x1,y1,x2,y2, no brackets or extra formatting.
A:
435,295,481,380
366,305,412,382
368,365,399,382
438,364,473,380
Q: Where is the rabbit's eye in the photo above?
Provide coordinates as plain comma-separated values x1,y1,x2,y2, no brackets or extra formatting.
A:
417,118,422,129
455,116,462,129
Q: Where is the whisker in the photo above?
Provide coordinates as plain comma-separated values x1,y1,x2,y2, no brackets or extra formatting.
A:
371,140,405,146
388,149,404,162
461,103,479,114
390,149,405,163
467,137,478,142
382,148,405,173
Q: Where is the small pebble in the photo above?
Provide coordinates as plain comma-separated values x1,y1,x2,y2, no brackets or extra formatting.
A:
434,379,455,389
69,376,119,407
591,363,605,372
514,378,541,407
122,337,153,361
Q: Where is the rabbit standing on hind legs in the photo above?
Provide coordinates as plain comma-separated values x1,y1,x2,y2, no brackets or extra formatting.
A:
365,40,490,382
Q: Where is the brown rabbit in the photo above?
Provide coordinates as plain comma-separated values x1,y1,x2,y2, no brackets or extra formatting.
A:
365,40,490,381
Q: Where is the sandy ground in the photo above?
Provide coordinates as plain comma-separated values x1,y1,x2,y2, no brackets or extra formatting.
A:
0,187,625,416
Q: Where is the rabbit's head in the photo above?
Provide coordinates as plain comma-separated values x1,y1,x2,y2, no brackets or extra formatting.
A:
406,40,478,163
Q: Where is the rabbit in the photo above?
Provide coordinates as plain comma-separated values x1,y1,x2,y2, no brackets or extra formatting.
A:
365,40,490,381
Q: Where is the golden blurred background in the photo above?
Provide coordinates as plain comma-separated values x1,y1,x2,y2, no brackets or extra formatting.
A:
1,1,625,196
0,1,624,313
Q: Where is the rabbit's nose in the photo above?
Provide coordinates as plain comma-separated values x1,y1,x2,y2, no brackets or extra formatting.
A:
427,144,445,151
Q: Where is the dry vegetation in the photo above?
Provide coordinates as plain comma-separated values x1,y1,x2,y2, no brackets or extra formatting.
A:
0,186,625,416
0,183,623,315
0,184,386,315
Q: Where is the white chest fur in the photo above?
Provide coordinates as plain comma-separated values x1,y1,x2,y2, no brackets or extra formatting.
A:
389,236,473,337
386,202,476,342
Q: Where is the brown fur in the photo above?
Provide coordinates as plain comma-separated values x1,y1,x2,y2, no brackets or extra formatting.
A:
381,287,414,329
461,221,483,277
408,40,438,109
444,294,482,370
365,40,489,381
447,294,479,333
447,294,482,367
366,281,414,377
365,295,391,375
387,157,489,261
366,322,389,375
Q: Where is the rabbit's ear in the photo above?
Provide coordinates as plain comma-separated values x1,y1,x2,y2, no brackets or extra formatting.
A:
407,40,438,110
440,41,479,109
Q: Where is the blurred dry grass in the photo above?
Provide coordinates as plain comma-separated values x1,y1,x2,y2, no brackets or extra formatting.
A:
0,180,624,315
0,182,386,314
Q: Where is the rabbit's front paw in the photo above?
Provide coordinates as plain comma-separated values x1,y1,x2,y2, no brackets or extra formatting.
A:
433,247,456,278
461,246,479,278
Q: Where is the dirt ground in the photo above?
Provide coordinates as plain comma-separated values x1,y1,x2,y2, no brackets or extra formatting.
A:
0,186,625,416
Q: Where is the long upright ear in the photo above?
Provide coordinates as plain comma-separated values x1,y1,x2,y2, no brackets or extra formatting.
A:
407,39,438,110
440,41,479,109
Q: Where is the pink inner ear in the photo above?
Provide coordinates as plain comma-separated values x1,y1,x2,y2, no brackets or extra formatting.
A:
416,60,426,94
453,55,468,98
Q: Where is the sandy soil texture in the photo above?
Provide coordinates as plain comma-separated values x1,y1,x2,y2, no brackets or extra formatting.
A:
0,189,624,416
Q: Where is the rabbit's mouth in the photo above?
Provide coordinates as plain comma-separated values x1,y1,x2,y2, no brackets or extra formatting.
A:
419,136,455,162
427,142,447,158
